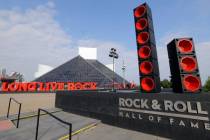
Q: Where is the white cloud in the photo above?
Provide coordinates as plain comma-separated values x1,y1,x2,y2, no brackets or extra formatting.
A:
0,2,209,86
156,47,170,80
158,31,189,47
0,2,138,83
196,42,210,83
0,2,77,81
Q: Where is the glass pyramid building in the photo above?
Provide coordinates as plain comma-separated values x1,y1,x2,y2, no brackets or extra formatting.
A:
34,56,129,88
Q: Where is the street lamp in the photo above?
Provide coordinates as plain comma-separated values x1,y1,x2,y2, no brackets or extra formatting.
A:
122,60,126,88
109,48,119,91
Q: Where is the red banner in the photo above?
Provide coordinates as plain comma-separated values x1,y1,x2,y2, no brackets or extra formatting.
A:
1,82,97,92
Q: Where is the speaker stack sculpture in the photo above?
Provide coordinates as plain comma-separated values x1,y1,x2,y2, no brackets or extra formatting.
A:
167,38,202,93
133,3,161,93
134,3,202,94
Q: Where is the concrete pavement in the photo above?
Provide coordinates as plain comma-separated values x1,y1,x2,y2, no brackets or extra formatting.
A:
70,123,170,140
0,111,98,140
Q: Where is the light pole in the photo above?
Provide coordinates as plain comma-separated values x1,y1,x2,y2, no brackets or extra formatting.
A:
109,48,119,91
122,60,126,88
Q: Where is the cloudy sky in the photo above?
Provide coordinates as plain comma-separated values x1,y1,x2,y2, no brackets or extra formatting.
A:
0,0,210,84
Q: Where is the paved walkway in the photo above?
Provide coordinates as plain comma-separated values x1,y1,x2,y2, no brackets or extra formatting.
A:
0,109,171,140
0,92,172,140
0,111,98,140
71,123,170,140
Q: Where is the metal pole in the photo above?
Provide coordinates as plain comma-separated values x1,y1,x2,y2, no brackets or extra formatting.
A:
112,56,114,91
7,98,11,118
17,103,22,128
35,109,40,140
123,70,125,88
69,124,72,140
122,60,125,88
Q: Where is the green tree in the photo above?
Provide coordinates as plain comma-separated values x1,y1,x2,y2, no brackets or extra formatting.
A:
160,79,172,88
203,77,210,92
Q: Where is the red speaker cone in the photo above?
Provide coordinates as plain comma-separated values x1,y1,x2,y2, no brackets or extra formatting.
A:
183,75,200,92
136,18,148,30
138,46,151,59
180,56,197,72
137,32,149,44
134,5,146,18
140,61,153,74
141,77,155,91
178,39,193,53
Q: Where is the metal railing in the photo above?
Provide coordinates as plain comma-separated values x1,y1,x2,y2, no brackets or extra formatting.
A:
7,97,22,128
35,108,72,140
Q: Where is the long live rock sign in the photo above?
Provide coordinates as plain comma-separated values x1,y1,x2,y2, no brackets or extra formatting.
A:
1,82,97,92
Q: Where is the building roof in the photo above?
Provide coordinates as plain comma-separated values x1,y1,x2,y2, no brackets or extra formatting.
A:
34,56,129,87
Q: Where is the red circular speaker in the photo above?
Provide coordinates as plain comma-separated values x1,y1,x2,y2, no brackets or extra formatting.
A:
183,75,200,92
134,5,146,18
177,39,193,53
139,61,153,74
141,77,155,92
180,56,197,72
138,46,151,59
137,32,149,44
136,18,148,30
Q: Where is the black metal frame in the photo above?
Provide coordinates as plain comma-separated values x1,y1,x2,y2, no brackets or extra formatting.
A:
35,108,72,140
7,97,22,128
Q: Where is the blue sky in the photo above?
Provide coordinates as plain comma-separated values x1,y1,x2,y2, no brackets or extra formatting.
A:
1,0,210,47
0,0,210,84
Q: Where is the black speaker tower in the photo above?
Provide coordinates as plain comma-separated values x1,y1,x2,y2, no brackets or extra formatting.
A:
133,3,161,93
167,38,202,93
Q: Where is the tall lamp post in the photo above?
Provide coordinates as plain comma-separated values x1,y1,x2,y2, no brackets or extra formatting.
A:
109,48,119,91
122,60,126,88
